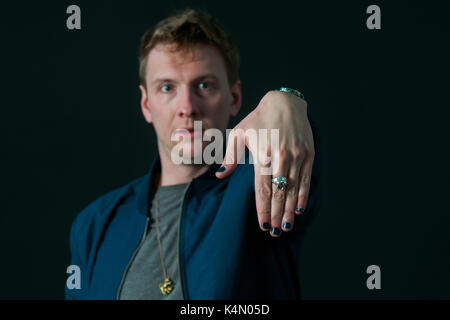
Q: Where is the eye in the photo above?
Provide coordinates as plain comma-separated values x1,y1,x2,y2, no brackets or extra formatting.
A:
199,82,210,90
161,84,172,92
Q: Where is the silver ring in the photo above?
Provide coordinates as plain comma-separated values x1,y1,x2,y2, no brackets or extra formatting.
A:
272,176,287,191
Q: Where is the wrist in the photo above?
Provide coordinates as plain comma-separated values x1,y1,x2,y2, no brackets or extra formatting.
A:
278,87,306,101
260,89,307,114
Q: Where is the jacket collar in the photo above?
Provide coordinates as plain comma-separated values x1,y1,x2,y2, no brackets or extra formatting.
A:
134,153,222,216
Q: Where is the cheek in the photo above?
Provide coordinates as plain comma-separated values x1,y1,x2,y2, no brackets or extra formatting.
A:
149,105,174,133
206,104,230,129
208,94,230,114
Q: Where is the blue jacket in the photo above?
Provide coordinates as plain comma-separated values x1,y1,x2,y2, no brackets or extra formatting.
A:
66,135,320,300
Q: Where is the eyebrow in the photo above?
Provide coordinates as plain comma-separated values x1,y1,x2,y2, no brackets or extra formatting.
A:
150,73,219,87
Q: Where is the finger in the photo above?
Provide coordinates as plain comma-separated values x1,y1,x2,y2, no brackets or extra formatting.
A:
295,152,314,215
254,161,272,232
270,154,290,238
215,127,245,179
282,158,302,232
252,130,272,231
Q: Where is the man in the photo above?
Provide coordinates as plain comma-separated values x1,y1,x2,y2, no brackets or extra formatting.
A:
66,8,320,300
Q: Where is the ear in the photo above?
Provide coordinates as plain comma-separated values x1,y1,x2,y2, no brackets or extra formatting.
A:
229,80,242,117
139,84,153,124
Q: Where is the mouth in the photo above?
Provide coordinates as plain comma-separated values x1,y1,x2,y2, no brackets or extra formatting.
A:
173,127,203,139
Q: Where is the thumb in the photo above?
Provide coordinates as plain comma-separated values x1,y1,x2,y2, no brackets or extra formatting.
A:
215,127,246,179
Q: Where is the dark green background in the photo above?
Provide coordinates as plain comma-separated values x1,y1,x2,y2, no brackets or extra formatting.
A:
1,0,449,299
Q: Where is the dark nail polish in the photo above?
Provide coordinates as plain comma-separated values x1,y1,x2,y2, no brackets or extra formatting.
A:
271,227,281,235
283,222,291,229
216,166,226,173
262,222,270,230
295,206,305,213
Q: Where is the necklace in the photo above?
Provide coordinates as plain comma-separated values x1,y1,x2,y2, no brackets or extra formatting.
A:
155,190,175,295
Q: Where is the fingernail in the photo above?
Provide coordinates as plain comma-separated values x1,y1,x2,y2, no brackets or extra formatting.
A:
262,222,270,230
295,206,305,214
282,222,291,230
216,166,226,173
271,227,281,236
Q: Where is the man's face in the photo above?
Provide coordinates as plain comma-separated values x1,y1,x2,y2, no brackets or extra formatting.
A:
140,43,241,163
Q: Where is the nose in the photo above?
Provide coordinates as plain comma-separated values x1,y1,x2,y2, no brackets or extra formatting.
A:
177,85,199,118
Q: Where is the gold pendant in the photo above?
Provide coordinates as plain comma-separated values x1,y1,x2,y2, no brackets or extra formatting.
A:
159,277,174,295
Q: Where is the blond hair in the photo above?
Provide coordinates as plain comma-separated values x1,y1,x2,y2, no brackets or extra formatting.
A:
138,8,240,88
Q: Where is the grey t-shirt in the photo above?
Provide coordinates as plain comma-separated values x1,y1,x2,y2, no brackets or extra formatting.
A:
118,182,189,300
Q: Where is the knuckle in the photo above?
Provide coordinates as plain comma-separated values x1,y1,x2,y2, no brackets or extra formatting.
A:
301,174,311,185
262,146,271,157
257,182,272,199
258,153,272,168
287,187,297,197
291,148,302,161
277,147,287,159
272,188,286,201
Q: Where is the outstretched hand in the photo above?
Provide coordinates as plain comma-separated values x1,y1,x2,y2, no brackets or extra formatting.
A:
216,90,315,237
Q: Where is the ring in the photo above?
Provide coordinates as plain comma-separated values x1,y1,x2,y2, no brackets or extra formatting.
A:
272,176,287,191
